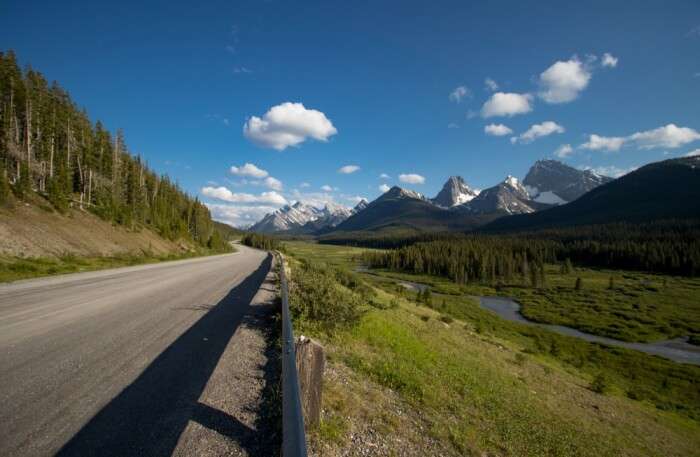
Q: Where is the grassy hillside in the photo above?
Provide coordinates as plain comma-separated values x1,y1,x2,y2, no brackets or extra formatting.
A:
213,221,246,240
284,241,700,457
0,197,235,282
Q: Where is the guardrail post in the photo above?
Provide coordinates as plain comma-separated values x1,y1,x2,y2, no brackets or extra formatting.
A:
295,336,325,429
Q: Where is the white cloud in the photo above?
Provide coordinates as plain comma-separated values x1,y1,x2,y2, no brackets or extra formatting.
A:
484,78,499,91
580,134,626,152
243,102,337,151
484,123,513,136
201,186,288,205
481,92,533,118
554,144,574,158
685,149,700,157
338,165,360,174
627,124,700,149
538,57,591,103
512,121,565,144
581,124,700,152
448,123,459,129
449,86,471,103
263,176,283,191
379,173,391,179
299,182,310,188
207,203,279,228
230,162,269,178
379,183,391,193
601,53,618,68
399,173,425,184
320,185,334,192
289,189,337,208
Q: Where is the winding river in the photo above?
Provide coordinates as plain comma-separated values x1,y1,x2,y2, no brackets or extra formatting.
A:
395,279,700,365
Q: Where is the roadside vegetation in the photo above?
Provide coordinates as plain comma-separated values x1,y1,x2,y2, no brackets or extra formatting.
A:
241,232,281,250
284,240,700,457
0,247,233,283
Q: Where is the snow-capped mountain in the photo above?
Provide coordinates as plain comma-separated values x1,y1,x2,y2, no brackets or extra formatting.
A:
353,198,369,212
523,159,612,204
249,199,367,234
457,175,540,215
249,160,617,234
377,185,428,202
249,201,324,233
431,176,479,207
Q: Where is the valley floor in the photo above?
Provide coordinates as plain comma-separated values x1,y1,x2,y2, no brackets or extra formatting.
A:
283,241,700,457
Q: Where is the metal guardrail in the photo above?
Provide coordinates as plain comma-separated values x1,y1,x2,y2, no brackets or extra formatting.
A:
277,253,308,457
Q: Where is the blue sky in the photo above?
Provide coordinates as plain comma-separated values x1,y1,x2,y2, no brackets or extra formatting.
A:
2,0,699,226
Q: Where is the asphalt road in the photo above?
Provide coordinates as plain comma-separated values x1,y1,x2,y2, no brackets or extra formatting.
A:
0,245,276,456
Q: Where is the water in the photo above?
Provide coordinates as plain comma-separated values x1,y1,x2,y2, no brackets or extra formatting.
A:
395,277,700,365
479,296,700,365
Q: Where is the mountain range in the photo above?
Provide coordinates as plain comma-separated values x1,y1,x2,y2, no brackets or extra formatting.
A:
483,156,700,232
249,200,367,234
249,159,621,234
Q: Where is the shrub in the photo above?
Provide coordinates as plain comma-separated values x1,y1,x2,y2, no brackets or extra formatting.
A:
590,373,609,394
439,315,454,324
289,262,362,329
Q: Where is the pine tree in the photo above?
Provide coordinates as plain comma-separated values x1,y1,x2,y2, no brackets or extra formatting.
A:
0,167,9,204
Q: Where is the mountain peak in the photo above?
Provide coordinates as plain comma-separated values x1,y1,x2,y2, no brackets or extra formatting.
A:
353,198,369,212
523,159,613,203
504,175,520,188
432,175,478,207
381,186,426,201
250,200,352,233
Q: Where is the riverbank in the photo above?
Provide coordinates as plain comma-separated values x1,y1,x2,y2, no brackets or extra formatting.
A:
282,241,700,457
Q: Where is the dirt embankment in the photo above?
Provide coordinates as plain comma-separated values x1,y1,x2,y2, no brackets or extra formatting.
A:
0,203,189,258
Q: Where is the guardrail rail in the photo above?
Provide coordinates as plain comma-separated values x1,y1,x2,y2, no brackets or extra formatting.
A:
277,252,308,457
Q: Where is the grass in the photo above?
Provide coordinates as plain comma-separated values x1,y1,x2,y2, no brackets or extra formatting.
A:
509,266,700,343
284,240,700,457
364,263,700,344
0,247,234,283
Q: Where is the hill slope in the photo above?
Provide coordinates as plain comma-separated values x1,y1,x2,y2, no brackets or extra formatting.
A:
333,186,492,232
484,157,700,232
0,202,188,258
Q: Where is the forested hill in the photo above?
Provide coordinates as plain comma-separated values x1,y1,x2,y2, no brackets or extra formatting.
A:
0,50,225,250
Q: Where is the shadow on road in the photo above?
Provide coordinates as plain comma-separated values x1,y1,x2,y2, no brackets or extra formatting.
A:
56,253,279,456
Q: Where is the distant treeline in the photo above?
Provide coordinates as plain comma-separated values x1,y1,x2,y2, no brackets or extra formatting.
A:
0,50,228,251
362,238,552,284
320,229,456,249
357,220,700,277
241,233,280,251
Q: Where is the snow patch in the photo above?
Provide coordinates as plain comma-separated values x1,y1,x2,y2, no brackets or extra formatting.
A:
533,191,567,205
